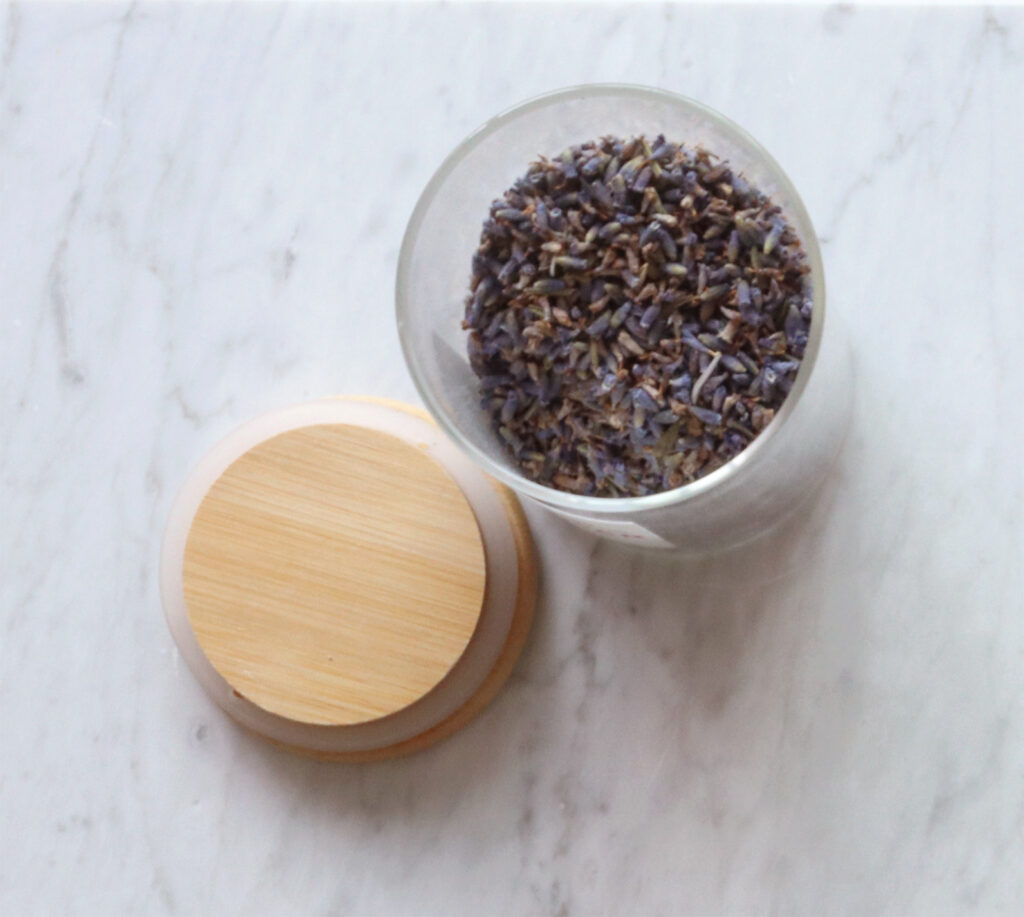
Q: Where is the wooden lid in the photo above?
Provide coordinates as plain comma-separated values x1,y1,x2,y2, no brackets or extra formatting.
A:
182,423,487,727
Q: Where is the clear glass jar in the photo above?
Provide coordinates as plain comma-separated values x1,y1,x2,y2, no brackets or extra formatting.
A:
396,84,851,552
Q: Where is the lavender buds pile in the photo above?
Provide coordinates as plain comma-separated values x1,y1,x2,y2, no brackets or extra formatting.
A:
463,135,811,497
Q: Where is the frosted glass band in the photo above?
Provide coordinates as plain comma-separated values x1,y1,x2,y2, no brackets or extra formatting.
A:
160,398,519,754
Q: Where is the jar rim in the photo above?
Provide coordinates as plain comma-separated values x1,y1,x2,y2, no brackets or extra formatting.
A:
396,82,826,514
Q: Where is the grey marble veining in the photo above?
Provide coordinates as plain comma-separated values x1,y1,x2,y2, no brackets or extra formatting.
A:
2,4,1024,915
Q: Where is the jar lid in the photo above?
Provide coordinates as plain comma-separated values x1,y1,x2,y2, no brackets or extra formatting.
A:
160,397,536,760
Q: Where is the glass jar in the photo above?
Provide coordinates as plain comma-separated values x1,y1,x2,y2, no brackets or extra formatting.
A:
397,84,851,552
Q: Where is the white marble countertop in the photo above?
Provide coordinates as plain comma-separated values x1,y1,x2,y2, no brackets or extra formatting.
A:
3,3,1024,915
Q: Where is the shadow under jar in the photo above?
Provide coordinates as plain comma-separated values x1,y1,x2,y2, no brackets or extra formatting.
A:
397,84,851,553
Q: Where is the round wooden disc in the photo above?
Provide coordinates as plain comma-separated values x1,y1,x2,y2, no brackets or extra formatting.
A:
182,423,487,727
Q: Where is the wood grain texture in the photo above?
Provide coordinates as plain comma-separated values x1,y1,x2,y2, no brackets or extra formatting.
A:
182,424,486,727
268,479,538,762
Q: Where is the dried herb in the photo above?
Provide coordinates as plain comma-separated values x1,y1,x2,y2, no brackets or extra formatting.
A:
463,134,811,497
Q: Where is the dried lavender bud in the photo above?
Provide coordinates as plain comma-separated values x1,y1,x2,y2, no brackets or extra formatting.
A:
463,134,812,497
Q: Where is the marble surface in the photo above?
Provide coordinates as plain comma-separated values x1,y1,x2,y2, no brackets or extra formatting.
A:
2,3,1024,915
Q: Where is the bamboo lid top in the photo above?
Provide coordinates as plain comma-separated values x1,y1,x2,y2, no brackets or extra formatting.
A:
181,422,487,727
